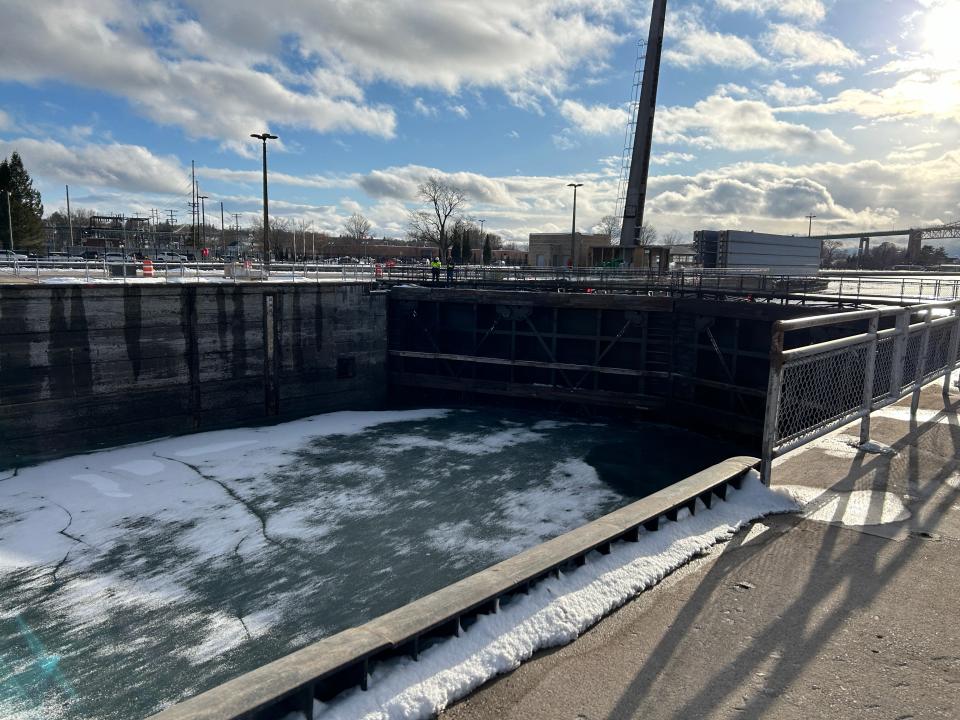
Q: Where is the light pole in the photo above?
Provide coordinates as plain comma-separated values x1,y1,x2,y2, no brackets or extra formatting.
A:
250,132,278,267
567,183,583,268
806,213,816,237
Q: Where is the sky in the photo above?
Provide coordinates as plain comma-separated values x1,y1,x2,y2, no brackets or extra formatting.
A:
0,0,958,248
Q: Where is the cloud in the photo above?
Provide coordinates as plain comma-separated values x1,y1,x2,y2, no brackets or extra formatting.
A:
665,11,765,69
0,137,189,195
713,0,826,23
651,152,696,166
764,81,821,105
886,142,941,162
0,0,627,151
764,24,863,67
447,104,470,119
0,1,397,152
558,100,629,135
793,69,960,121
815,71,844,85
0,110,11,131
648,151,960,234
656,93,852,154
413,98,436,117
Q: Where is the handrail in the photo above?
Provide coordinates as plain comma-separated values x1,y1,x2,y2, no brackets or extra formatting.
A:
150,456,760,720
760,298,960,483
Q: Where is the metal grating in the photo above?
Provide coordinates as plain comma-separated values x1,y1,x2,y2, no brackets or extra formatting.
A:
776,342,869,445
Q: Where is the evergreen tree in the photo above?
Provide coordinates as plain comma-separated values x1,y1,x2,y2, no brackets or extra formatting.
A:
461,231,472,264
482,234,493,264
451,236,462,263
0,152,44,251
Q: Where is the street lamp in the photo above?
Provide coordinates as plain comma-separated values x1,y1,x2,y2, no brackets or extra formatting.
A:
567,183,583,268
250,132,278,267
806,213,816,237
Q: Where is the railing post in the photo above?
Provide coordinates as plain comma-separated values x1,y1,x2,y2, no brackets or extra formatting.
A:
859,312,880,446
943,304,960,398
760,323,785,486
911,310,933,416
888,308,909,398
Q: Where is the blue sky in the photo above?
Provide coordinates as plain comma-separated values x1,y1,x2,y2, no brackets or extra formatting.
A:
1,0,958,247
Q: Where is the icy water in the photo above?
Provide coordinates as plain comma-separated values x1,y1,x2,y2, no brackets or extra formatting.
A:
0,408,740,720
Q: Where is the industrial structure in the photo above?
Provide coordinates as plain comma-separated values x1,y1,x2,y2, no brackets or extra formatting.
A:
617,0,668,266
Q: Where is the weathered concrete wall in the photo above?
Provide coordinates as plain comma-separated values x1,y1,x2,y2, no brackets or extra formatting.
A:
0,283,387,467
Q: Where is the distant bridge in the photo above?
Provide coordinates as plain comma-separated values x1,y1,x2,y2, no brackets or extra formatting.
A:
812,222,960,262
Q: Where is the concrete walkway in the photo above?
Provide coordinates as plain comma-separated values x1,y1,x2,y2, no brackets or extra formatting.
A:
444,381,960,720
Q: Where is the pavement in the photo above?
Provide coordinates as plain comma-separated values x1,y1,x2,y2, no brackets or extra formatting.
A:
443,380,960,720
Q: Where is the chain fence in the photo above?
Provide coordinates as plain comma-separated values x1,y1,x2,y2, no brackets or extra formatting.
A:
760,301,960,483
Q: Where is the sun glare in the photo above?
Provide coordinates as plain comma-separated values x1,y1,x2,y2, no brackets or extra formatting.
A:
922,1,960,67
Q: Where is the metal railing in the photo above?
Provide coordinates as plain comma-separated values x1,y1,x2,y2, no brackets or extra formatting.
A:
759,300,960,483
0,259,375,284
8,260,960,302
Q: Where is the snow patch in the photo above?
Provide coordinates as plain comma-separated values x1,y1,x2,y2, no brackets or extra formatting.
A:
805,434,895,459
779,485,910,526
113,459,166,476
740,522,770,545
71,473,132,498
279,472,796,720
176,440,261,457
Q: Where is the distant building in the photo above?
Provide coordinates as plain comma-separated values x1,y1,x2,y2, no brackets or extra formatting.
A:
528,233,616,267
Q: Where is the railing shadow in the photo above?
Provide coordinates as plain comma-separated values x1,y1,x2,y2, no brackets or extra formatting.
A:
605,391,960,720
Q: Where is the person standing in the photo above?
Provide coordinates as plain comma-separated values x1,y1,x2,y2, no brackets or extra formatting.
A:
446,255,455,284
431,256,441,282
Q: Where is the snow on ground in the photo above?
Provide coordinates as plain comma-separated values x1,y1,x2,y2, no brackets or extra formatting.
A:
779,486,911,527
275,472,797,720
2,408,702,720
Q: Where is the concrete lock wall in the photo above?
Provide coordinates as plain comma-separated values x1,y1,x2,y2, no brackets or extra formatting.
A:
0,284,388,467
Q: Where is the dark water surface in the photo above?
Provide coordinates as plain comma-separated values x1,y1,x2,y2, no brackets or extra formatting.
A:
0,408,740,719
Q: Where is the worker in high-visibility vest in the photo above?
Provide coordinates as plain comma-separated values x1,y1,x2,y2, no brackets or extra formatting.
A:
431,257,441,282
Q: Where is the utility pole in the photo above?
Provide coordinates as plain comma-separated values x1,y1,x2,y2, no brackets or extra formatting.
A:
166,209,177,251
250,132,278,268
198,193,208,254
191,161,197,253
567,183,583,268
220,201,225,260
65,185,74,253
806,214,816,237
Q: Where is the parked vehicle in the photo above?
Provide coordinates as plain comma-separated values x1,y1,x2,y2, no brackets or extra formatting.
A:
154,252,186,263
0,250,28,261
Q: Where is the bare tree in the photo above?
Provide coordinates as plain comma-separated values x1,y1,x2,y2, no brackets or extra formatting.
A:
660,229,685,246
820,239,843,268
407,176,467,259
637,223,657,247
343,212,371,242
596,215,621,245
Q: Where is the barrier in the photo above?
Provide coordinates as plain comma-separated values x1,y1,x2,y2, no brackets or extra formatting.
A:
759,300,960,483
142,259,154,277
